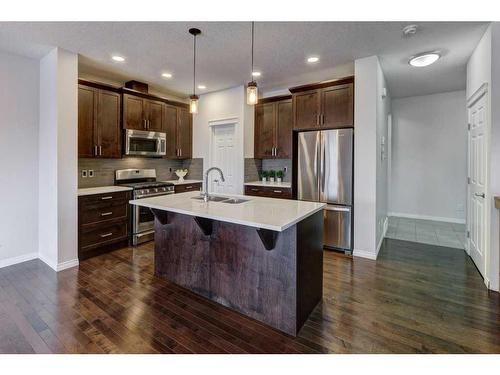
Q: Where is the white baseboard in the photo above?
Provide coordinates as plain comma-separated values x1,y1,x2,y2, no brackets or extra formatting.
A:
388,212,465,224
377,216,388,255
0,252,38,269
39,255,79,272
353,249,378,260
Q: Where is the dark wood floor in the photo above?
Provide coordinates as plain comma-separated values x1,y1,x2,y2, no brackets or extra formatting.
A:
0,238,499,353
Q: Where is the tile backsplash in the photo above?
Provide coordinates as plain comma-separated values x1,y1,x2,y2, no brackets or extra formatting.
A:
78,157,203,188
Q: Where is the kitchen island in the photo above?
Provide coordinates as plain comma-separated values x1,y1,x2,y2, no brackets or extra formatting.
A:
130,191,325,336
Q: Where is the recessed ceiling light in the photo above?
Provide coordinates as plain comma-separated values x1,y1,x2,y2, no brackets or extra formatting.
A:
197,85,206,90
409,52,441,67
161,73,173,78
307,56,319,63
252,71,261,77
111,55,125,62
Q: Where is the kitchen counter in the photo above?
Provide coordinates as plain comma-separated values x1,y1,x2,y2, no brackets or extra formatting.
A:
130,190,324,232
244,180,292,188
129,190,324,336
78,185,133,196
162,179,203,185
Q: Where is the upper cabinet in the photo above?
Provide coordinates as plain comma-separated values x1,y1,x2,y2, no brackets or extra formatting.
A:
123,93,165,132
78,82,121,158
291,76,354,130
254,96,293,159
163,104,192,160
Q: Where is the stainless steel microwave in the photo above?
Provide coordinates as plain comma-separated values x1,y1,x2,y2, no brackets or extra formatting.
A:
125,129,166,157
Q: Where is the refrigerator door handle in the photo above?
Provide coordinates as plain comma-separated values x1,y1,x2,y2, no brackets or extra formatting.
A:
319,131,326,201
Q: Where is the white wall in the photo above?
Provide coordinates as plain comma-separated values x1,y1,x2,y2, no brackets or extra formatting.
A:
39,48,78,271
193,85,254,194
0,51,40,267
390,91,467,223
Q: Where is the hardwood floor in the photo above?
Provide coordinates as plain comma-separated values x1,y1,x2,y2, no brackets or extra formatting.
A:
0,238,499,353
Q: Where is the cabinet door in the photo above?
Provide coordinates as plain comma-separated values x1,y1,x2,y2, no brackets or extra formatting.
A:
293,90,321,130
275,99,293,159
177,108,192,159
254,102,275,158
145,99,164,132
97,90,121,158
164,104,178,159
321,83,354,128
78,85,97,158
123,94,145,130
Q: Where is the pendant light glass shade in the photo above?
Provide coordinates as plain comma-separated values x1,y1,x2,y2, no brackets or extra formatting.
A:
189,95,199,114
247,81,258,105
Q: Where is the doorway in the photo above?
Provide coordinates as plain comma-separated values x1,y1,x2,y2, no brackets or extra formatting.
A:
209,123,237,195
466,83,490,281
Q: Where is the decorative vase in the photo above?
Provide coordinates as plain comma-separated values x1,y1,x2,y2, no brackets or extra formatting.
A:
269,177,275,182
175,170,188,182
261,177,267,182
277,177,282,183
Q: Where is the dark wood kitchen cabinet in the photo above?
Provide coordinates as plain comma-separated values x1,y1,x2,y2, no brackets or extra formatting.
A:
123,93,165,132
78,190,131,260
254,95,292,159
244,185,292,199
291,76,354,130
164,104,193,159
78,81,121,158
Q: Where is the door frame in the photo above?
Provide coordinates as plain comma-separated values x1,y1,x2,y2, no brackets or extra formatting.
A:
208,117,243,194
466,82,490,288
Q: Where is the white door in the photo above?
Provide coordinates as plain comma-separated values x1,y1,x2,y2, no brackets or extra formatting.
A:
467,89,488,278
210,124,236,194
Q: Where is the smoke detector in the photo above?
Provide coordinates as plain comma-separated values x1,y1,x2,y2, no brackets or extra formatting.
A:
402,24,419,37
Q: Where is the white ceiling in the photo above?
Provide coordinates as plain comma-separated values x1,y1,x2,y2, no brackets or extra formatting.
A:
0,22,489,98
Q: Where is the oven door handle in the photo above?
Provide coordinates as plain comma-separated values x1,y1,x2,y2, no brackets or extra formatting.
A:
134,191,175,199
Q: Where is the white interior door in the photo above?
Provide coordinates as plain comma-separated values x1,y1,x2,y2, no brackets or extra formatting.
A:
211,124,236,194
467,89,488,278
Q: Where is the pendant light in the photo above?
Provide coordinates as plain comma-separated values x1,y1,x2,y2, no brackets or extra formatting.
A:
247,22,258,105
189,28,201,114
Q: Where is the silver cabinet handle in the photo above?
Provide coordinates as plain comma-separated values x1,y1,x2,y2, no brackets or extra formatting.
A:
179,148,182,157
185,186,193,189
475,192,486,198
324,206,351,212
99,145,102,156
316,114,320,126
251,188,259,192
143,119,147,129
94,145,98,156
101,196,113,200
100,232,113,238
100,212,113,216
273,190,282,193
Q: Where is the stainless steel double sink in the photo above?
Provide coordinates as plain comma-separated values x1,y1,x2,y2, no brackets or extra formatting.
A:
191,195,249,204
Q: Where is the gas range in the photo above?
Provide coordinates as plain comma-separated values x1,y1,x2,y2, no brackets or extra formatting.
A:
115,169,175,245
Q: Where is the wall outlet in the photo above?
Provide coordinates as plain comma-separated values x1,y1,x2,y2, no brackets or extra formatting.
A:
283,166,288,173
81,170,88,178
88,170,94,178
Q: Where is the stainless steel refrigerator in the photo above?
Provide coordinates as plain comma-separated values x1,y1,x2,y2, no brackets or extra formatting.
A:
297,129,353,252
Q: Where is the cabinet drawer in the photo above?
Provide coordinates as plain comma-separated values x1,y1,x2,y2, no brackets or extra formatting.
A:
80,221,128,250
175,183,202,194
79,191,130,207
80,201,128,225
244,185,292,199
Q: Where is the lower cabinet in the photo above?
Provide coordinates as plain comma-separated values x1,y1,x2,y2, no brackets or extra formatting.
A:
78,191,131,260
244,185,292,199
174,182,202,194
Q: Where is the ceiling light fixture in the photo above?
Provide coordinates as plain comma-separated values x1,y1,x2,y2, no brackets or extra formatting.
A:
408,51,441,67
111,55,125,62
402,24,419,37
161,73,172,78
252,71,261,77
246,21,258,106
189,28,201,114
307,56,319,63
198,85,206,89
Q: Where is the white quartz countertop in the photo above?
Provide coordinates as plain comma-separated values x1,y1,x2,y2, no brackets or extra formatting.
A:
162,179,203,185
78,186,133,196
129,191,325,232
244,181,292,188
